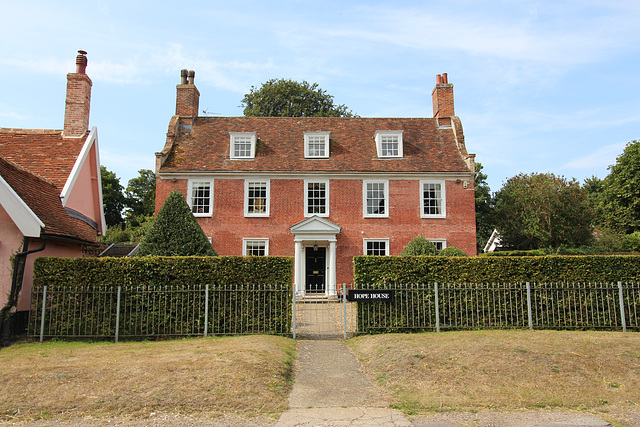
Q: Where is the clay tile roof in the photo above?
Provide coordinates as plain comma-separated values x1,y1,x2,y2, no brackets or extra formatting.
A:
0,128,85,188
0,155,96,243
159,116,471,174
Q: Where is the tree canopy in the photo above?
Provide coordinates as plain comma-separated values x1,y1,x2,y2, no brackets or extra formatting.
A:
100,166,125,227
598,140,640,233
474,162,494,251
493,173,593,250
241,78,355,117
124,169,156,224
136,189,217,257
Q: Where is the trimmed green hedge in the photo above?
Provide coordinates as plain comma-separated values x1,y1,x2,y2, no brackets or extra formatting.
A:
354,255,640,285
31,256,293,339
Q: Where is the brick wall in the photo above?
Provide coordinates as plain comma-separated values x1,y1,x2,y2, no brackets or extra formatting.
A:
156,175,477,285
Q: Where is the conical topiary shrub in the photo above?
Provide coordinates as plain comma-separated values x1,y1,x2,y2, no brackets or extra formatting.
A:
136,189,217,256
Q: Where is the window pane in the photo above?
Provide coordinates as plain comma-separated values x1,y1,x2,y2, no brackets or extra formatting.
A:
381,135,399,157
234,136,253,157
366,240,387,256
191,182,211,214
366,182,385,215
245,240,266,256
423,183,442,215
247,181,267,213
307,182,326,214
307,136,326,157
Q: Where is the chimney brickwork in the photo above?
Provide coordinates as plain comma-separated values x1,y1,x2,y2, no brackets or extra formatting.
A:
176,69,200,116
432,73,454,119
63,51,92,138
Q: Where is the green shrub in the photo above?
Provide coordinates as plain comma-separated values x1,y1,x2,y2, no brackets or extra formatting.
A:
623,232,640,252
136,190,216,256
437,247,467,257
401,235,437,256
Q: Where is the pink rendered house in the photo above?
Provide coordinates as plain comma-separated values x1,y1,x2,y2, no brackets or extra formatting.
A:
0,51,105,340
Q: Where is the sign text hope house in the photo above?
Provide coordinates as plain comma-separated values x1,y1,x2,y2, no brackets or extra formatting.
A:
346,289,394,302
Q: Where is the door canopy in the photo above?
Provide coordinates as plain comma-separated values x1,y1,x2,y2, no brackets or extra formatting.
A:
289,215,342,242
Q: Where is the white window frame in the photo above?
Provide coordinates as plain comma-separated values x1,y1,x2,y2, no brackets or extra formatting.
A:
230,132,257,159
374,130,403,158
244,179,270,217
304,179,330,217
243,238,269,256
363,179,389,218
420,180,446,218
363,239,390,256
187,179,213,217
430,239,447,251
304,131,330,158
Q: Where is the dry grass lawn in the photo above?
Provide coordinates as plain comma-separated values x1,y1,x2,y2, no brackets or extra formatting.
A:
348,331,640,418
0,335,296,422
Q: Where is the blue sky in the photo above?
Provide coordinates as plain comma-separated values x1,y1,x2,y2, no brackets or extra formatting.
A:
1,0,639,192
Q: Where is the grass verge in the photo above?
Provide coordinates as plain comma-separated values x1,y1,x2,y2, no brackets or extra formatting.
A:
348,330,640,419
0,335,296,422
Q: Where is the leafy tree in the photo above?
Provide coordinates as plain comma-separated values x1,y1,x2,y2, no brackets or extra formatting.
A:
598,140,640,233
493,173,593,250
241,78,355,117
100,166,125,227
136,190,217,256
124,169,156,225
400,235,437,256
474,162,494,252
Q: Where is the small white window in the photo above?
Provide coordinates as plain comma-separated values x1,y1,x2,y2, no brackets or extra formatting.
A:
188,179,213,217
375,130,403,158
230,132,256,159
245,179,270,217
430,240,446,251
363,180,389,217
421,180,446,218
243,239,269,256
304,132,330,158
364,239,389,256
305,179,329,217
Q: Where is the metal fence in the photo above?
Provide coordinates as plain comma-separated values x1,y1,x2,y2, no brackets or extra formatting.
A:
29,284,291,342
356,282,640,333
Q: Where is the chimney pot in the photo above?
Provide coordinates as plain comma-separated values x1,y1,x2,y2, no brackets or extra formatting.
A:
442,73,448,84
436,74,443,84
180,69,188,85
75,50,88,74
188,70,195,85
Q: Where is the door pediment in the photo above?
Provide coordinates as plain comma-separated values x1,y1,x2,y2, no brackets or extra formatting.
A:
289,215,342,240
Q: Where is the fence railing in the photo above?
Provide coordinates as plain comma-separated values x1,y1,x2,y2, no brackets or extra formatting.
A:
29,284,292,341
356,282,639,333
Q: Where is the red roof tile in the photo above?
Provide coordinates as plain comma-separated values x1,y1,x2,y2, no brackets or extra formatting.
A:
159,116,472,174
0,156,96,243
0,129,85,188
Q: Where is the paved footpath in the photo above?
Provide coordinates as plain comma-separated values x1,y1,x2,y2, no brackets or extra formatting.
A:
275,339,614,427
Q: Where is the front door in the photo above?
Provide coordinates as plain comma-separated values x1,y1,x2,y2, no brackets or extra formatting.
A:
305,247,326,293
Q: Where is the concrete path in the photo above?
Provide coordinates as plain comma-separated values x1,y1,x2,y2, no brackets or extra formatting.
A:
275,339,615,427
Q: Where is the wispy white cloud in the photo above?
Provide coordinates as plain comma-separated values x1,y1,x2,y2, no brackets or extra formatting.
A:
560,141,627,171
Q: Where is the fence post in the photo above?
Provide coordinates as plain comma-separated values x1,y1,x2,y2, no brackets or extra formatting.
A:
292,285,297,340
526,282,533,330
115,286,121,343
434,282,440,333
204,284,209,337
39,285,47,343
618,281,627,332
343,283,347,340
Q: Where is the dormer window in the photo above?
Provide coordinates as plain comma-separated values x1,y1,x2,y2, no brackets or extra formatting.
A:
304,131,330,158
374,130,403,158
230,132,256,159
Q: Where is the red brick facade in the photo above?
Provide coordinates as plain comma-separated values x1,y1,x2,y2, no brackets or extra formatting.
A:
155,71,476,293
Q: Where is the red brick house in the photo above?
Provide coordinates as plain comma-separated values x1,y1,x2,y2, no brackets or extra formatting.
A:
155,71,476,295
0,51,105,336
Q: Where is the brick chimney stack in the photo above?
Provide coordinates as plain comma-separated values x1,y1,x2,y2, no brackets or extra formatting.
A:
63,50,92,138
432,73,454,119
176,69,200,116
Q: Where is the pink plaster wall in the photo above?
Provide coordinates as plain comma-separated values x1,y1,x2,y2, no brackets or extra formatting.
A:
0,206,24,308
64,143,101,231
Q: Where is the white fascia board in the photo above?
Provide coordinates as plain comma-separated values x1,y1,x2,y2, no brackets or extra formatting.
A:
0,174,44,237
